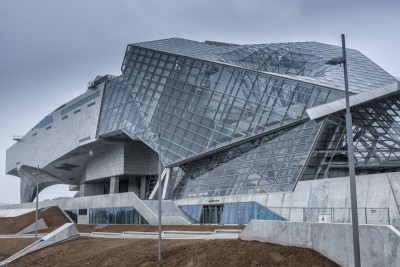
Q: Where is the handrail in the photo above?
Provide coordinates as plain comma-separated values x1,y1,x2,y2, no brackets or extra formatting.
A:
87,75,117,89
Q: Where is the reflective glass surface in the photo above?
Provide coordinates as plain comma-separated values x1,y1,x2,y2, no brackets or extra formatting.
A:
64,209,78,223
179,202,285,224
96,38,397,199
89,207,148,224
134,38,396,94
172,120,322,199
302,93,400,180
98,45,341,165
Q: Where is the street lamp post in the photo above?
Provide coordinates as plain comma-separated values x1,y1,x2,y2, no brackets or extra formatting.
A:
157,132,162,262
326,34,361,267
35,165,39,241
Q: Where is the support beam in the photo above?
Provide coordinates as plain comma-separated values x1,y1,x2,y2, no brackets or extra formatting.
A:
109,176,119,194
140,177,147,199
149,168,171,200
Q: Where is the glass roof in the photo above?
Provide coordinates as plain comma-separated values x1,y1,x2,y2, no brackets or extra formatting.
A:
132,38,396,94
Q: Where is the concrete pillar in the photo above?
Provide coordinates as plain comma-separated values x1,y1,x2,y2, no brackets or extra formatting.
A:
140,176,147,199
128,178,140,196
82,182,104,197
109,176,119,194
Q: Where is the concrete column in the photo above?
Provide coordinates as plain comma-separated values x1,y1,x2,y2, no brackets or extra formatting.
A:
82,182,104,197
81,183,87,197
128,178,140,196
140,176,147,199
109,176,119,194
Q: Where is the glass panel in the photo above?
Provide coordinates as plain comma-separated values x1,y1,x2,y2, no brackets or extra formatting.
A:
98,47,343,167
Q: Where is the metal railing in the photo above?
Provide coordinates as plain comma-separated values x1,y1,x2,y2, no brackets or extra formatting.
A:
253,207,390,225
180,206,390,225
87,74,116,89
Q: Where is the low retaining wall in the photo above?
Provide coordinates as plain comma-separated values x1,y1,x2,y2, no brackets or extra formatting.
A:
18,218,48,234
0,223,79,266
240,220,400,267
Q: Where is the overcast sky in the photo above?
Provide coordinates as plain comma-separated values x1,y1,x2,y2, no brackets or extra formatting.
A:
0,0,399,204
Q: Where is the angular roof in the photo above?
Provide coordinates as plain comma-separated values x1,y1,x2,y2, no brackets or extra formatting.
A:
133,38,397,94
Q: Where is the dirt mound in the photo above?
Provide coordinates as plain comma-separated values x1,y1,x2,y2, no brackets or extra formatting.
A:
76,224,245,233
8,237,339,267
0,206,70,234
0,239,34,261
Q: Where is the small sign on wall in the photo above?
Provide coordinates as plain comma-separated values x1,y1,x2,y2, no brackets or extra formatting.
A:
318,214,332,223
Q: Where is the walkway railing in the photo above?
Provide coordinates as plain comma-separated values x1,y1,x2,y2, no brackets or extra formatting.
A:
247,207,390,225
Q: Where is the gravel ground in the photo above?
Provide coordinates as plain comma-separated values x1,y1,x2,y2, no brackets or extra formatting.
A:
8,237,339,267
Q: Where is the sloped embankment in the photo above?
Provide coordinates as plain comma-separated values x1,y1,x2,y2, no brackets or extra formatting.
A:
0,206,69,234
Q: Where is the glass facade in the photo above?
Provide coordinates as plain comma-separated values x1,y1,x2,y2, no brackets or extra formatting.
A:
172,120,322,199
64,209,78,223
179,202,285,224
133,38,396,94
92,38,398,200
98,45,344,167
89,207,148,224
302,94,400,180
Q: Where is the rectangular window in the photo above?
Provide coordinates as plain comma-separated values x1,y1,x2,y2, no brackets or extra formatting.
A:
32,133,37,137
87,102,96,107
62,115,68,120
74,109,81,114
46,126,51,130
60,91,100,115
79,209,87,216
79,136,90,143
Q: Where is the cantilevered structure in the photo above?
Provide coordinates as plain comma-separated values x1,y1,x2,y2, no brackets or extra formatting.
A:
5,38,400,226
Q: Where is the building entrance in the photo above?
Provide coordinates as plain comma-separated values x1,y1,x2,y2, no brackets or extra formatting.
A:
200,205,223,224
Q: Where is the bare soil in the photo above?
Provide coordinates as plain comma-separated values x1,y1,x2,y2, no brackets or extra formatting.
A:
0,206,70,234
0,238,34,261
1,211,339,266
9,237,339,267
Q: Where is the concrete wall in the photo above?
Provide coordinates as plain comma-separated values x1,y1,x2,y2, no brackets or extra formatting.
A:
77,214,89,224
2,171,400,226
0,208,34,217
18,218,48,234
1,223,79,265
174,172,400,226
85,144,125,181
240,220,400,267
0,192,188,225
32,223,79,252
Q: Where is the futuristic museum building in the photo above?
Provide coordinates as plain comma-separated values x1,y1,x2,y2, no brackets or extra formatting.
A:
5,38,400,226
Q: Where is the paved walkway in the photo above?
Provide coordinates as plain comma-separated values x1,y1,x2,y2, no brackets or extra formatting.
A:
0,234,45,239
81,230,240,240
